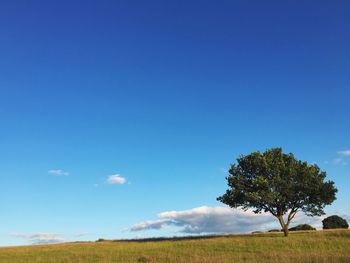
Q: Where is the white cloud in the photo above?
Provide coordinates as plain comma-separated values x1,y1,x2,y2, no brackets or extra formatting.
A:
338,150,350,156
107,174,127,185
48,169,70,176
12,233,65,244
130,206,334,234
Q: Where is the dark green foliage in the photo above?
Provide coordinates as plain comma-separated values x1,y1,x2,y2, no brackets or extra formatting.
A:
268,229,281,232
217,148,337,236
289,224,316,231
322,215,349,229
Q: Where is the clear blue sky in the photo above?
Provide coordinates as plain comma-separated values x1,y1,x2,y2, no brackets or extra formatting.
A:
1,0,349,246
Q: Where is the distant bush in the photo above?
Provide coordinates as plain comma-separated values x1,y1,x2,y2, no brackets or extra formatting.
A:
322,215,349,229
96,238,106,242
268,229,281,232
251,231,263,234
289,224,316,231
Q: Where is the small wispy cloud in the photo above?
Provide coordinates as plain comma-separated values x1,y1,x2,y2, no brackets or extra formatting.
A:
332,158,347,166
219,167,228,174
325,158,347,166
12,233,65,244
48,169,70,176
338,150,350,156
107,174,127,185
75,232,89,237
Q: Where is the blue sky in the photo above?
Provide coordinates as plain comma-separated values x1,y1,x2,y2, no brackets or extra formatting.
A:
0,0,349,245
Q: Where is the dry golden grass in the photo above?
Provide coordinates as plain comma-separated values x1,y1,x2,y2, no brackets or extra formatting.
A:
0,229,349,263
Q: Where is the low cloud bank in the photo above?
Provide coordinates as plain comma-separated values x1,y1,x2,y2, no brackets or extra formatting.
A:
131,206,275,234
12,233,65,244
130,206,332,234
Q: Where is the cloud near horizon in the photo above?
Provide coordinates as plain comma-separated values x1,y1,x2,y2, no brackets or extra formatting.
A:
130,206,330,234
107,174,127,185
75,232,89,237
12,233,65,244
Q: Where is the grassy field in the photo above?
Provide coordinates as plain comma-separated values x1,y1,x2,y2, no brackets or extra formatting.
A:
0,229,349,263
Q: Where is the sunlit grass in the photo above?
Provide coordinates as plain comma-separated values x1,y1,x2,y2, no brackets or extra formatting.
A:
0,229,349,262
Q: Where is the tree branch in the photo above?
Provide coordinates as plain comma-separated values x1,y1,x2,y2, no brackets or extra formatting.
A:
286,208,298,225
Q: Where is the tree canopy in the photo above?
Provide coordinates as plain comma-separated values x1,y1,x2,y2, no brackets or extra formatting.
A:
322,215,348,229
217,148,337,236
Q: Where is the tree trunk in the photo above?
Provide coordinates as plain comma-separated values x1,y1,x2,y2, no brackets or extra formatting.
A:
283,225,289,237
277,216,289,237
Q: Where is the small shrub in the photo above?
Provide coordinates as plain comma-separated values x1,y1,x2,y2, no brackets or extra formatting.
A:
289,224,316,231
137,256,149,263
268,229,281,232
322,215,349,229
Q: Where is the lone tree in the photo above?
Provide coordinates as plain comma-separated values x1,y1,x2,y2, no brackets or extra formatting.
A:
217,148,337,237
322,215,349,229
